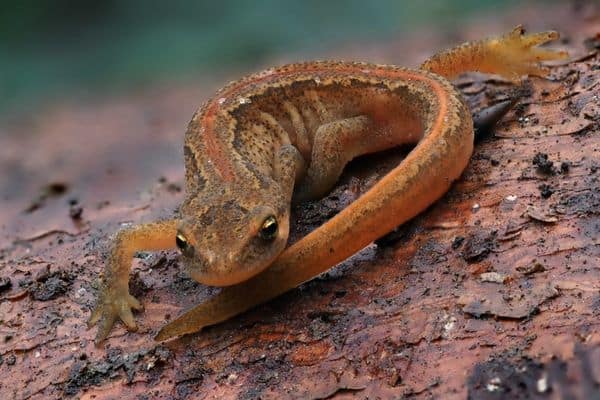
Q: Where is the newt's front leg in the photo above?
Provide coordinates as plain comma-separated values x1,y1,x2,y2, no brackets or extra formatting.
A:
89,219,178,343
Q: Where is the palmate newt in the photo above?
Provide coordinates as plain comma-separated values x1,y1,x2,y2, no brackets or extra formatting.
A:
88,26,567,343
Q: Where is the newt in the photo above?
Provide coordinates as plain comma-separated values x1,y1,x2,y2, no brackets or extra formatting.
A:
88,26,567,343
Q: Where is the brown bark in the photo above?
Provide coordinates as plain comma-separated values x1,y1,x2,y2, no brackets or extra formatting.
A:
0,2,598,399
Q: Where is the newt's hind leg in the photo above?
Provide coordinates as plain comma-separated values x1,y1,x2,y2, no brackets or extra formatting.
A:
293,116,370,202
421,25,568,81
293,115,416,202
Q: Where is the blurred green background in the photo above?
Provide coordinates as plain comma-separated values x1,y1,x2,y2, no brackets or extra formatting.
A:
1,0,537,116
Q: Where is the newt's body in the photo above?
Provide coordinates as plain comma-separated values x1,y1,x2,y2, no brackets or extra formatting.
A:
89,27,566,342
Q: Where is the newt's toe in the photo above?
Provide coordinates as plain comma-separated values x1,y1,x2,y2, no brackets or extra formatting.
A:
95,312,118,345
120,307,137,330
528,46,569,63
87,306,102,327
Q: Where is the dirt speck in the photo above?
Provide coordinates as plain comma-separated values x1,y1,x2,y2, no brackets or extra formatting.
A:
532,152,555,175
517,261,546,276
452,235,465,249
30,269,75,301
69,204,83,220
24,182,70,213
538,183,555,199
0,277,12,293
64,346,172,396
462,231,496,262
468,344,600,399
5,354,16,366
129,270,151,299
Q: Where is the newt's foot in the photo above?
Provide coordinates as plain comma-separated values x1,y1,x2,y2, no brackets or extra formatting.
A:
88,284,143,344
493,25,568,80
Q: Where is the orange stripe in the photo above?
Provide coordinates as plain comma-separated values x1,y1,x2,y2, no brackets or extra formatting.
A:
202,105,235,182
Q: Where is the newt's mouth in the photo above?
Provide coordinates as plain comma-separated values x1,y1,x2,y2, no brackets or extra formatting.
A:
185,254,276,287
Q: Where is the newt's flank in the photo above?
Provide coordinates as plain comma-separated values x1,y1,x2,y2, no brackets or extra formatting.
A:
89,26,567,344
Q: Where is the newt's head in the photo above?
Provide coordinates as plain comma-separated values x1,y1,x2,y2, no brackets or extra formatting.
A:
175,186,290,286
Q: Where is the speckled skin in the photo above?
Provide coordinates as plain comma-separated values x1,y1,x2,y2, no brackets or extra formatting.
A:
89,26,567,343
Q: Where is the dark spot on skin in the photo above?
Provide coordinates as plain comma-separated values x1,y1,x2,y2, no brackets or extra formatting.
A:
222,199,238,211
199,206,219,226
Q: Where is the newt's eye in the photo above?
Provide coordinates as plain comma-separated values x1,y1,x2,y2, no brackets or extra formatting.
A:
175,233,187,250
259,216,278,241
175,233,194,257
